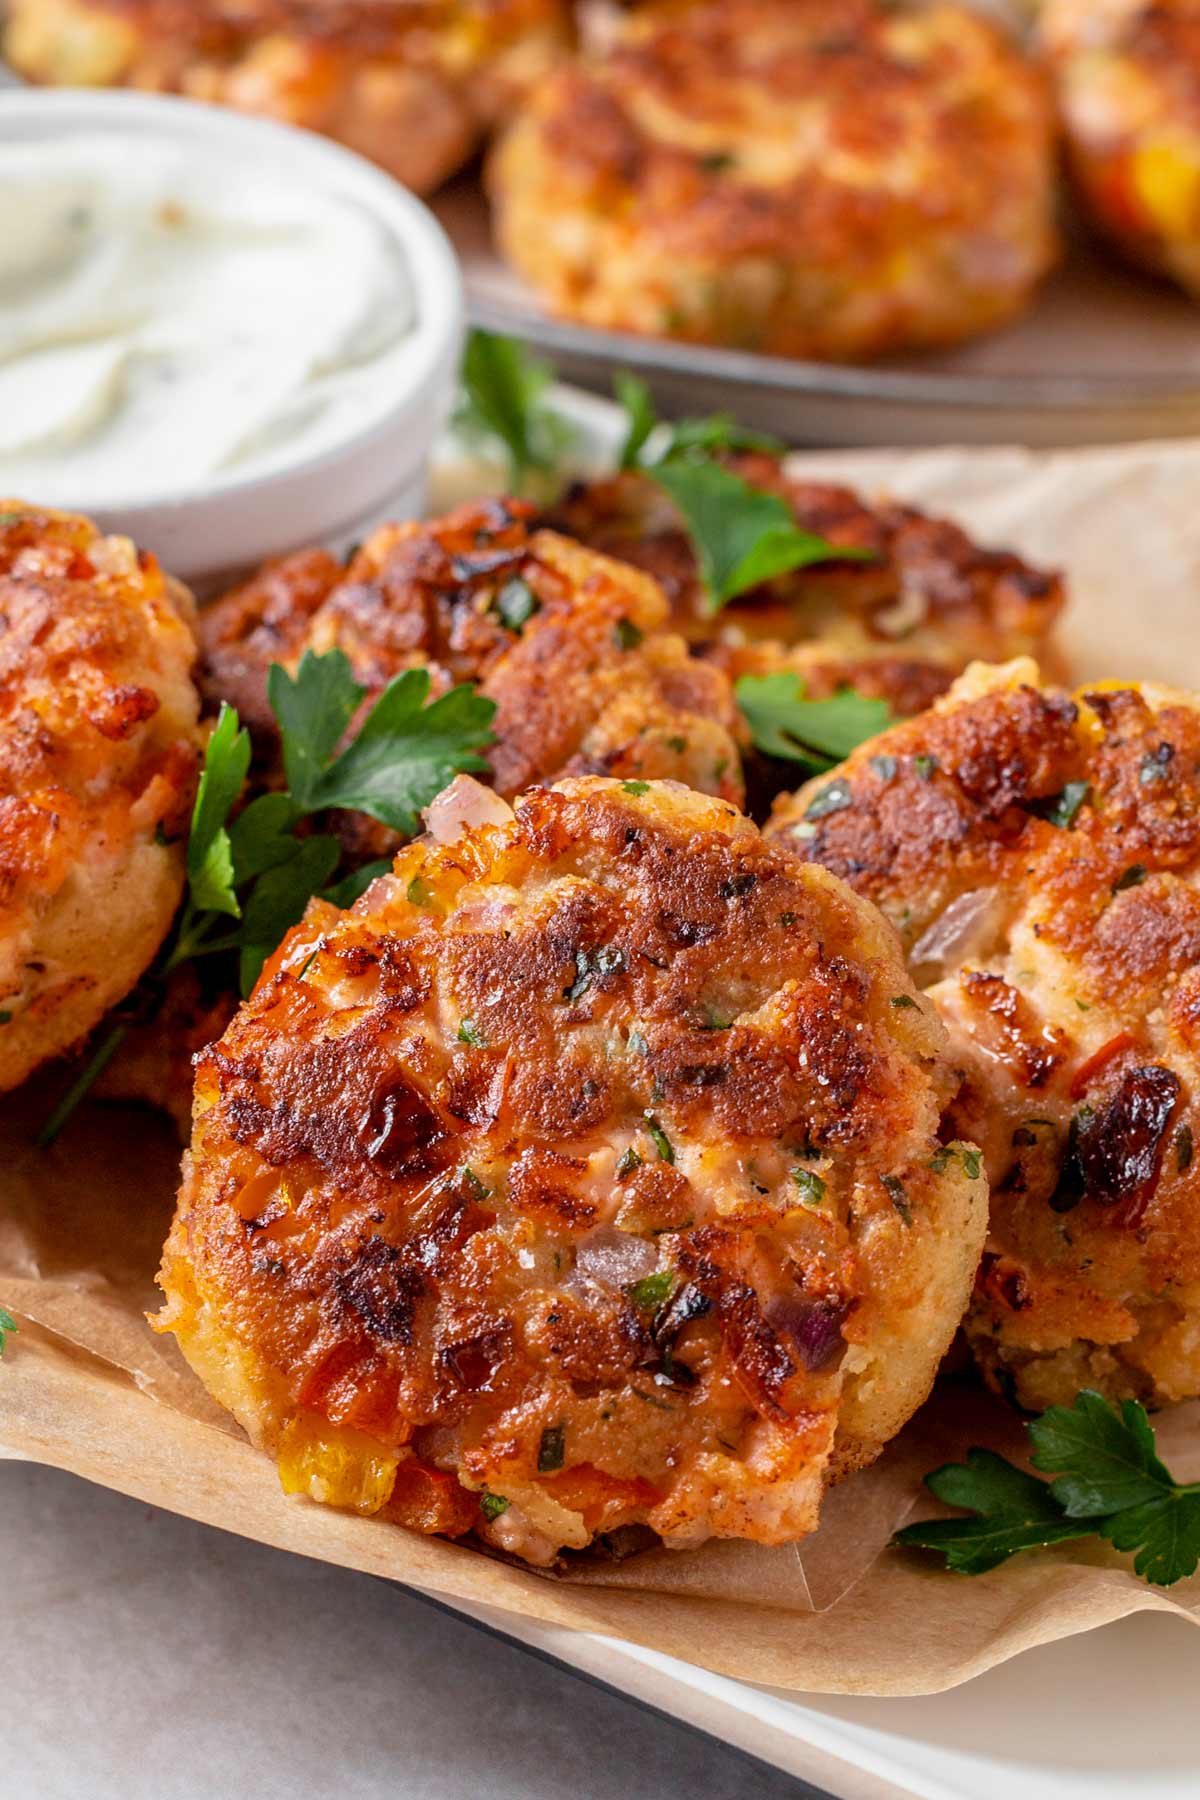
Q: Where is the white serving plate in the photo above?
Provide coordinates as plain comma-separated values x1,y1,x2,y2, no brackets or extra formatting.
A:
424,1587,1200,1799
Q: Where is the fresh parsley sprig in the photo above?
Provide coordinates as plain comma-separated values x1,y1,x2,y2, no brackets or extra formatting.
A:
896,1390,1200,1587
455,329,575,491
613,372,874,614
173,651,494,995
36,649,495,1144
0,1306,17,1357
735,670,892,774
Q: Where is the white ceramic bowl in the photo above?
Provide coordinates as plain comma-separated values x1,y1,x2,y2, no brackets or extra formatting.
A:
0,88,464,585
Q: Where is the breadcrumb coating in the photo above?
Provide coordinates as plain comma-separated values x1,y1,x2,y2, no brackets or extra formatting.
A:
5,0,571,193
489,0,1059,359
156,777,985,1562
770,658,1200,1410
1042,0,1200,297
0,502,200,1092
552,458,1065,717
200,497,746,810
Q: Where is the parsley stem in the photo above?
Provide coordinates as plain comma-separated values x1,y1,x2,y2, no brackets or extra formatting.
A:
35,1022,128,1148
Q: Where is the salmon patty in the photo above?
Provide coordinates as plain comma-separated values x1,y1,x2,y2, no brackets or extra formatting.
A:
1041,0,1200,297
156,777,986,1563
0,502,200,1092
552,457,1065,719
770,658,1200,1411
489,0,1059,360
5,0,570,194
199,497,745,811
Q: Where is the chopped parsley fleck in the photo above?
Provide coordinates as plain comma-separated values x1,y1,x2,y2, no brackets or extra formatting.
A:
622,780,650,795
479,1491,510,1522
626,1269,676,1311
882,1174,912,1224
537,1425,565,1473
698,149,736,172
961,1148,982,1181
0,1011,11,1025
644,1112,675,1164
1139,745,1173,784
779,911,796,926
791,1167,827,1209
565,943,627,1002
891,994,917,1009
457,1019,486,1047
1047,781,1090,828
458,1165,490,1200
616,1146,644,1178
494,576,540,632
406,874,433,908
666,735,687,753
1113,864,1147,892
614,618,643,650
804,778,852,821
870,754,898,783
700,1006,733,1030
914,754,938,782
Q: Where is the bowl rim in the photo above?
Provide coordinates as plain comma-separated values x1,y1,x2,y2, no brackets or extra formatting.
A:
0,86,465,514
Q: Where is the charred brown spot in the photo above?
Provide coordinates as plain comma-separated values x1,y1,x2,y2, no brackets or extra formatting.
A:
334,1236,423,1346
362,1076,451,1178
961,971,1067,1091
1074,1064,1181,1223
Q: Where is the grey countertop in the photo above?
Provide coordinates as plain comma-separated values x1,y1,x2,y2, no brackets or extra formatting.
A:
5,1460,813,1799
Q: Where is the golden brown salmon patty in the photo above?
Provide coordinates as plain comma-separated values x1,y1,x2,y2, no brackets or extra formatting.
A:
1041,0,1200,297
769,658,1200,1411
488,0,1059,360
199,497,745,810
4,0,570,194
156,777,986,1562
0,503,200,1092
551,458,1066,716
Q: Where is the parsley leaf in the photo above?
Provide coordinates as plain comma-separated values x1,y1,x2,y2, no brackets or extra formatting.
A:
897,1390,1200,1587
36,649,496,1142
735,671,891,773
615,371,658,471
273,658,495,835
614,372,783,466
0,1305,17,1356
455,329,573,488
187,703,250,916
1029,1389,1175,1515
896,1449,1096,1576
650,458,870,614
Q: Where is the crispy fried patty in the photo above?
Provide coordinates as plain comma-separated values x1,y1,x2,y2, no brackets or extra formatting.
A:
552,457,1066,717
488,0,1059,360
4,0,570,193
199,498,745,810
769,658,1200,1410
156,777,985,1562
0,503,200,1092
1041,0,1200,296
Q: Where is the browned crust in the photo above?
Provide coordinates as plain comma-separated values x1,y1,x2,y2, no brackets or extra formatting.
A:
770,664,1200,1407
158,777,982,1556
199,497,746,815
0,502,201,1089
551,457,1065,686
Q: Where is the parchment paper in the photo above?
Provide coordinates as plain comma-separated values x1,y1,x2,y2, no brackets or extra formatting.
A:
5,436,1200,1697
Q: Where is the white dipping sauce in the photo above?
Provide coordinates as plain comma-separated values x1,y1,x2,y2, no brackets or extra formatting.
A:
0,132,420,507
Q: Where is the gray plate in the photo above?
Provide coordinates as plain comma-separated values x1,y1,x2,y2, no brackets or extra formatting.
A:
435,182,1200,449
